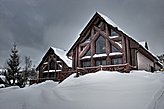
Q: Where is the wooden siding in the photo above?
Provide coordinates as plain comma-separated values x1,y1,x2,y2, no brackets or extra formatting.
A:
36,48,71,82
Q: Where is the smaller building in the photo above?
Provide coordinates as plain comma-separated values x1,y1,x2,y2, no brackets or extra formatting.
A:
36,47,72,83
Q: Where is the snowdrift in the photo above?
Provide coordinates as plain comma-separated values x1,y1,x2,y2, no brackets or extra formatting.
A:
0,70,164,109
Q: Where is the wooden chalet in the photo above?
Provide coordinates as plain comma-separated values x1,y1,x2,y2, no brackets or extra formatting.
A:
66,12,162,75
34,12,162,83
35,47,72,83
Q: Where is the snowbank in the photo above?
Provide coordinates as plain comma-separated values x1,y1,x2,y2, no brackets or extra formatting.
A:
0,70,164,109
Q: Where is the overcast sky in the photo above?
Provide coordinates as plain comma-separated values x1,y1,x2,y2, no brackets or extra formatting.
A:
0,0,164,68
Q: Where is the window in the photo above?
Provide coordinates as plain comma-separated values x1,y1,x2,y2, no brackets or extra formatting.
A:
83,33,91,43
50,60,55,70
96,59,106,66
96,36,106,54
111,58,122,65
43,73,48,78
96,20,103,28
81,60,91,67
85,49,91,56
111,30,118,36
111,45,119,52
49,72,55,78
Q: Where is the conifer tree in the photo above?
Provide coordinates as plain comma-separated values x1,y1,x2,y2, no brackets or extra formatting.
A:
5,43,21,86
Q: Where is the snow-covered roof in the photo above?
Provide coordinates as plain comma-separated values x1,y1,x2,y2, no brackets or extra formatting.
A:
139,41,159,60
97,12,132,38
50,47,72,67
98,12,161,64
139,41,147,48
139,41,163,66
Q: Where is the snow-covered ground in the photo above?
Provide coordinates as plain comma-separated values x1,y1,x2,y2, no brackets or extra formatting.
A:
0,70,164,109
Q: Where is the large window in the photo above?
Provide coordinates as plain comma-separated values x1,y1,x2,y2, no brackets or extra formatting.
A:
96,59,106,66
111,58,123,65
96,36,106,54
81,60,91,67
111,45,119,52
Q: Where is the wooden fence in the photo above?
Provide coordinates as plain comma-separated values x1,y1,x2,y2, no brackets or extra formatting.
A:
30,63,134,85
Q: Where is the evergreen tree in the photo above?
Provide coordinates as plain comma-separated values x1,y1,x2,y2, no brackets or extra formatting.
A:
5,43,21,86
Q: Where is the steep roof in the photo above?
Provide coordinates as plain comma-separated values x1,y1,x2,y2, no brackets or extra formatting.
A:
36,47,72,70
67,12,132,56
98,12,161,62
50,47,72,67
67,12,161,64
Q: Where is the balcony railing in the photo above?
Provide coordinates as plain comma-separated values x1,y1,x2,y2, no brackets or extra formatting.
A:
30,63,135,85
76,63,134,76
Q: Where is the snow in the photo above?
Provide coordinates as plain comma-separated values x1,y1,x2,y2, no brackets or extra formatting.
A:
93,53,107,58
97,12,132,39
50,47,72,67
43,70,62,73
81,56,91,59
97,12,161,66
138,42,162,64
109,52,123,56
0,70,164,109
115,41,122,48
43,62,48,65
109,35,119,39
0,75,6,82
139,41,146,48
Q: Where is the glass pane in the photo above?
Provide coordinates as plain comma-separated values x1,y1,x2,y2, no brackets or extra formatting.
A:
112,58,122,65
111,30,118,36
49,72,55,78
111,45,119,52
96,36,106,54
81,60,91,67
50,61,55,70
96,59,106,66
85,49,91,56
84,33,91,43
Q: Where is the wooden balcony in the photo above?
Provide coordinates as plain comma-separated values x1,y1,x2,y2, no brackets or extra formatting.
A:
30,63,135,85
76,63,135,76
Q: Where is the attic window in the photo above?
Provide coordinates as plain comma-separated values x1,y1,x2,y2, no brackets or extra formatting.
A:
50,60,55,70
96,20,104,28
85,36,91,42
111,30,119,36
82,33,91,44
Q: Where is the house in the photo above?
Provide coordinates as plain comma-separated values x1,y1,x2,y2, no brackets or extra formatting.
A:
35,12,162,83
66,12,162,74
35,47,72,83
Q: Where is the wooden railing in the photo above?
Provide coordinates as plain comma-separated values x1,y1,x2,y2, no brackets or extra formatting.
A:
30,63,135,85
76,63,134,76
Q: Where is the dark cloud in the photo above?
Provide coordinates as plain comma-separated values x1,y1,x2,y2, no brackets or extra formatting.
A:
0,0,164,68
